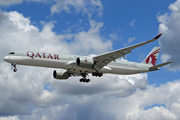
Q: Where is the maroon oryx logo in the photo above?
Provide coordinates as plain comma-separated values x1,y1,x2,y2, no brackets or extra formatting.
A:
145,48,160,66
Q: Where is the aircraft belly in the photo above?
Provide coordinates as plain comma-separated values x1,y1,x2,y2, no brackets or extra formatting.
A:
101,65,149,75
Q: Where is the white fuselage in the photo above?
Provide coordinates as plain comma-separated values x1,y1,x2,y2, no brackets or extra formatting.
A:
4,51,152,75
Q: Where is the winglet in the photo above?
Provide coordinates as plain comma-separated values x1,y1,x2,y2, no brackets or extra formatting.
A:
154,33,162,39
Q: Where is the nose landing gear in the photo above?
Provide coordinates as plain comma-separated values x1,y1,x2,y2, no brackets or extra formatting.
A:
12,63,17,72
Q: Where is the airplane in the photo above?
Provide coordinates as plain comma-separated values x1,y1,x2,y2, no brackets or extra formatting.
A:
3,33,173,83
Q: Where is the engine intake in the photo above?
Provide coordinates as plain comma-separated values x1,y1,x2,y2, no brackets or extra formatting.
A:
76,57,94,68
53,70,70,80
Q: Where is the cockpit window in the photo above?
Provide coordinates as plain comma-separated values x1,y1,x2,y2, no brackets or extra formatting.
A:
8,52,15,55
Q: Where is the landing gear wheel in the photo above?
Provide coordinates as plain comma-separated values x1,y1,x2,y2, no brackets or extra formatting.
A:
86,79,90,83
92,72,103,77
99,73,103,77
13,69,17,72
79,78,90,83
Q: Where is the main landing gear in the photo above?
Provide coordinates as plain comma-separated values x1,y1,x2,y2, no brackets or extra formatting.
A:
79,78,90,83
79,71,103,83
79,73,90,83
12,63,17,72
92,72,103,77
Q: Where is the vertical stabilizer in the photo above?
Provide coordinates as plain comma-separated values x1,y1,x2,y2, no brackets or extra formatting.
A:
141,47,161,66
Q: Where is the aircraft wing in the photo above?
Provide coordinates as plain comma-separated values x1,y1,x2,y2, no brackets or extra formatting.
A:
93,33,162,70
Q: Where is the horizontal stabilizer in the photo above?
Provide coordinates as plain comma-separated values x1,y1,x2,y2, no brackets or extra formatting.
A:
149,61,174,71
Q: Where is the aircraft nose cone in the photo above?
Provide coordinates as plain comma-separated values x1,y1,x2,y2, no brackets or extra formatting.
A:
3,56,9,62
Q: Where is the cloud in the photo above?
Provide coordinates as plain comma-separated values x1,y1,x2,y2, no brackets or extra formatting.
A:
0,0,50,6
129,106,177,120
0,0,103,18
0,11,110,58
69,20,112,55
128,80,180,120
12,79,180,120
128,37,136,44
0,0,23,6
130,20,136,29
123,37,136,46
157,0,180,71
50,0,103,17
0,116,20,120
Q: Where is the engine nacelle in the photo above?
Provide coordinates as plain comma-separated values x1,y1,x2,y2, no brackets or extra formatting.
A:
76,57,94,68
53,70,70,80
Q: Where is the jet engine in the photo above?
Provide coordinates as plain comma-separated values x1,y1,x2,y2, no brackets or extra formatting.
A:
76,57,94,68
53,70,70,79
